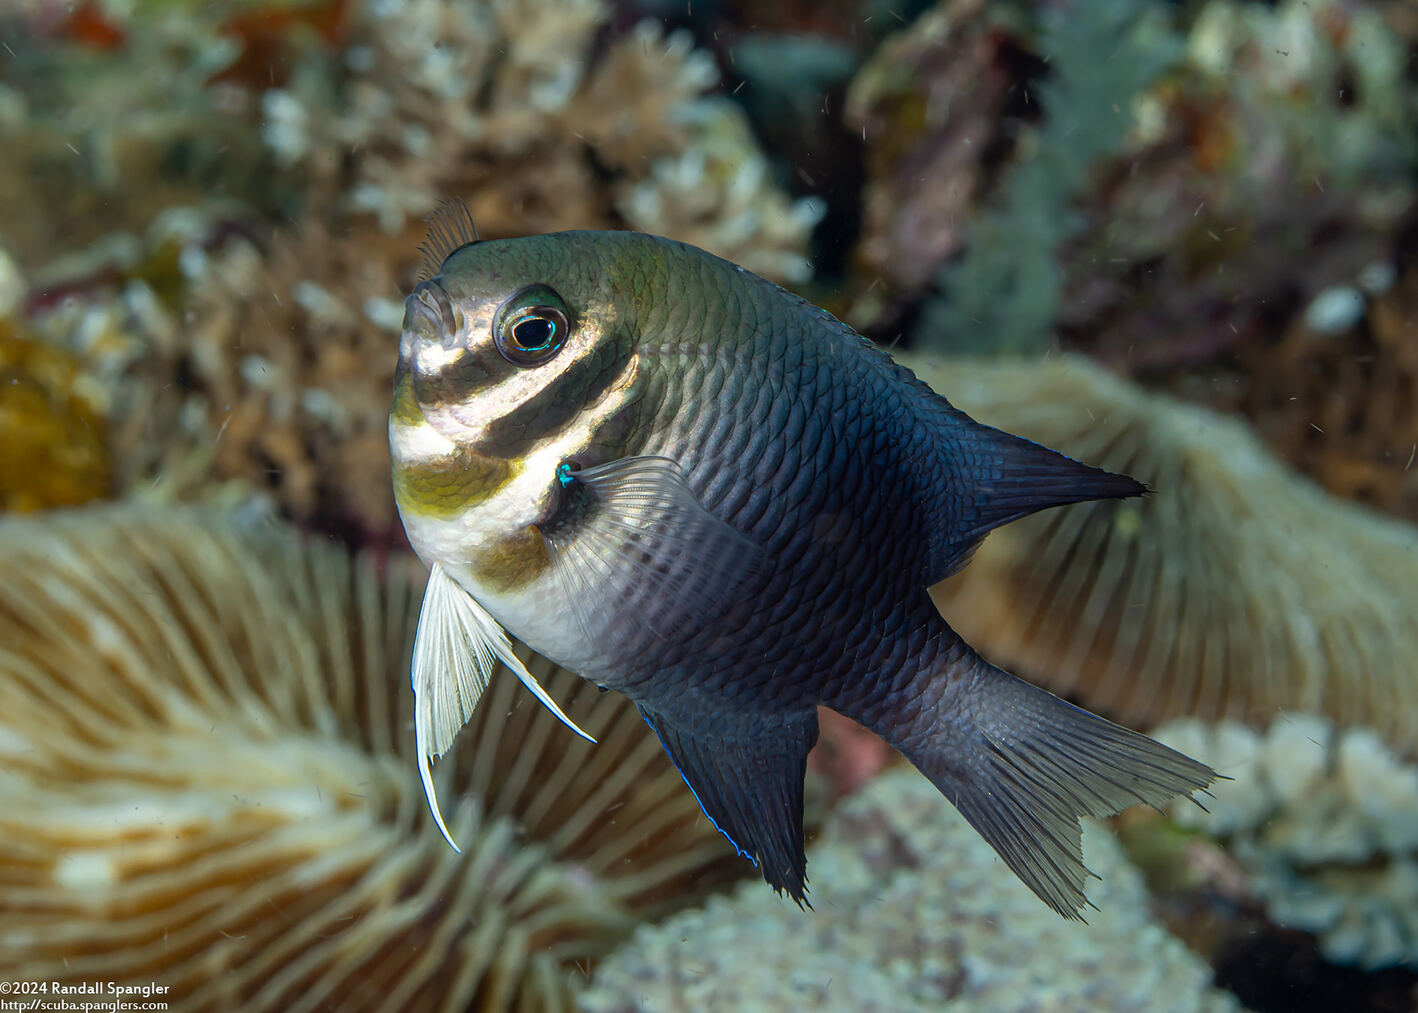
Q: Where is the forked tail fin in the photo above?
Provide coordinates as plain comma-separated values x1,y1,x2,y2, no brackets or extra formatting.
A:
868,632,1216,918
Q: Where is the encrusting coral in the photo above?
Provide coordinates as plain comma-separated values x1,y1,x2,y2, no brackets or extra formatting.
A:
1153,715,1418,970
0,505,740,1011
0,248,111,513
579,767,1237,1012
904,352,1418,759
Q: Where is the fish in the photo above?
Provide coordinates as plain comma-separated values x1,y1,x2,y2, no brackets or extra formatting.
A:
389,202,1217,918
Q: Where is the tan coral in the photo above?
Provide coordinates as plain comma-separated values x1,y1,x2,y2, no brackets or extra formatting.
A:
900,352,1418,757
613,99,824,286
23,2,824,537
28,216,416,534
0,505,739,1011
278,0,820,277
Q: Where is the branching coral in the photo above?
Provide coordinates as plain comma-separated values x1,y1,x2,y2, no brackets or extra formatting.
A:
268,0,820,278
0,505,740,1010
11,0,822,537
580,768,1237,1012
1154,715,1418,970
902,352,1418,758
25,223,394,531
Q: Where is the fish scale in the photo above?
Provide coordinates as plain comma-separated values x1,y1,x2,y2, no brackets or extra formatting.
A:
391,220,1217,916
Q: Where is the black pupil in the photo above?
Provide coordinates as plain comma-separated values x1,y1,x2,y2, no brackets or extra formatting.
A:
512,315,555,350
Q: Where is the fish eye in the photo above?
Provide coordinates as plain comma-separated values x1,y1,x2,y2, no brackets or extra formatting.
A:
493,285,571,367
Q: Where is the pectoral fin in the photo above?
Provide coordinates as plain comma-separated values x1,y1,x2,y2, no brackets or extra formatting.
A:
541,456,761,658
638,704,818,905
411,563,593,851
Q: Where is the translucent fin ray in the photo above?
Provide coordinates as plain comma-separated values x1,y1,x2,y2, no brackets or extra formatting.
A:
541,456,761,662
845,621,1217,918
411,563,593,851
418,198,479,281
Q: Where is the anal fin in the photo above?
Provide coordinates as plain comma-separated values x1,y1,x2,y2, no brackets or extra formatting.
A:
638,704,818,905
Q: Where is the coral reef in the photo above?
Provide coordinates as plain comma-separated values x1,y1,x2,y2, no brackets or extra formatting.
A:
1153,715,1418,970
843,0,1004,311
1199,257,1418,526
266,0,822,280
912,0,1178,354
840,0,1417,355
8,0,822,539
0,505,741,1010
903,352,1418,758
1054,0,1418,371
0,1,299,272
579,768,1236,1012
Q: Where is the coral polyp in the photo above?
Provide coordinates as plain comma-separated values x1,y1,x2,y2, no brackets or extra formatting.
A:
0,505,738,1011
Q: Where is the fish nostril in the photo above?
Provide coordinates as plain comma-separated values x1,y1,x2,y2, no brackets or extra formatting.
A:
406,280,460,346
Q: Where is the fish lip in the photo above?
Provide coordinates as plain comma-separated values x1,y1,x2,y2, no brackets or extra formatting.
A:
405,279,460,348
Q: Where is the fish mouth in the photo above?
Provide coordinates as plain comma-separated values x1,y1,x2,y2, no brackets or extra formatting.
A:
404,279,459,348
402,279,476,407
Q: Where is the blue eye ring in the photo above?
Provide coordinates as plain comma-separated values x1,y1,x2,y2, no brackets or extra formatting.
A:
494,285,571,367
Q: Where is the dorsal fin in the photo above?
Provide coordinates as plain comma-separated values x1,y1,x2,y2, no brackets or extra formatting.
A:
418,198,479,280
930,422,1145,585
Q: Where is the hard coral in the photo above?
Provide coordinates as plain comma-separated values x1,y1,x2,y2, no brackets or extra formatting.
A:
15,0,823,540
0,504,741,1011
271,0,820,278
1155,715,1418,970
905,353,1418,759
26,222,398,535
580,768,1237,1012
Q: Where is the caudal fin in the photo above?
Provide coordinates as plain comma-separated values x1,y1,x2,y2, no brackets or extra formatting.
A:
877,636,1215,918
